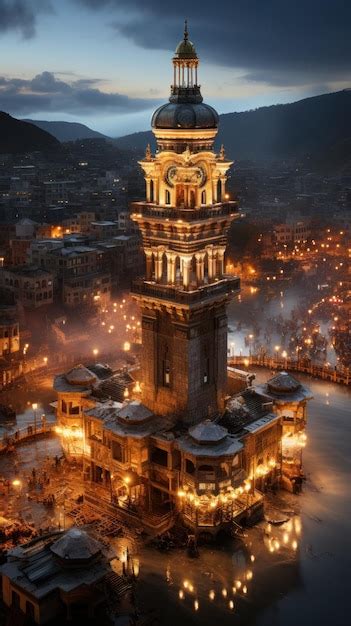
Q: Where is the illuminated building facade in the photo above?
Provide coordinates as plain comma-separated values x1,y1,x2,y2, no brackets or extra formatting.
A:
131,21,239,423
53,26,312,535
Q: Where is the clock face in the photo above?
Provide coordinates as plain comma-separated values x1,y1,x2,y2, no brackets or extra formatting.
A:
165,166,177,186
165,164,207,187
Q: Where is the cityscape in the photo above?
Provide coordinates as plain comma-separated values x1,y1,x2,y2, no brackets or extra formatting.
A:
0,4,350,626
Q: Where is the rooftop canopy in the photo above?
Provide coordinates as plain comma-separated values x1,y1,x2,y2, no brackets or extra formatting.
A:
189,419,228,445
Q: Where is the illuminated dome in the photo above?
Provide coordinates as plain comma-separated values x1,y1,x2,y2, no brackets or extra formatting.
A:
152,21,219,132
152,102,218,129
267,372,301,394
189,420,228,445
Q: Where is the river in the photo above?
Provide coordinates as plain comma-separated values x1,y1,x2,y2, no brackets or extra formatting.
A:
134,373,351,626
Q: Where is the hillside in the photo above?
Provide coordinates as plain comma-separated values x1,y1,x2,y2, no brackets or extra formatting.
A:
24,119,108,142
115,90,351,163
0,112,60,154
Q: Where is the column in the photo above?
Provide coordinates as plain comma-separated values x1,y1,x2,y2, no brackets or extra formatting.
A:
207,248,216,280
195,253,205,285
182,257,192,289
155,251,163,282
145,250,153,280
217,247,225,277
166,252,176,284
146,178,151,202
220,177,226,201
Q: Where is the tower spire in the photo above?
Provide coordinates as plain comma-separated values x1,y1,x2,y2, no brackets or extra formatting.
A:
184,19,188,41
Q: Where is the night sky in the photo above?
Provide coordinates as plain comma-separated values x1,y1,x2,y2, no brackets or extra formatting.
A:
1,0,350,136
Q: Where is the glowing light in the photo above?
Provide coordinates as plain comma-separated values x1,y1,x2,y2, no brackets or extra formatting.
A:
229,600,234,610
179,590,184,600
209,590,215,600
222,588,227,598
12,479,21,487
194,600,199,611
243,585,247,594
250,554,255,562
123,341,131,352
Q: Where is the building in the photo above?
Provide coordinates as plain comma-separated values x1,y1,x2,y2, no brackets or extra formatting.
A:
0,527,117,624
0,266,54,309
0,305,22,388
53,26,312,536
255,372,313,492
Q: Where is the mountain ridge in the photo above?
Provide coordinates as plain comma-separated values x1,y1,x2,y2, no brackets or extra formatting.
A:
0,112,60,154
114,89,351,163
23,119,108,142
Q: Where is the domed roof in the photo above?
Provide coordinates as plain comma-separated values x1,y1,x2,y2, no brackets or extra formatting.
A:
175,38,197,59
65,364,97,386
189,420,228,445
51,527,102,561
174,20,197,59
152,102,219,130
267,371,301,394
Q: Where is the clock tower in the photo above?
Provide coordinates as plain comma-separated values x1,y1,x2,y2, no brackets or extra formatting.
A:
131,22,240,424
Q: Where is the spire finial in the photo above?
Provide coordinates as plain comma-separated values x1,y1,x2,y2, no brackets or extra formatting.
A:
184,19,188,41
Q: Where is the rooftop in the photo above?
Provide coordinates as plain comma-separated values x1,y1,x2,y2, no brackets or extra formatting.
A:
1,528,111,600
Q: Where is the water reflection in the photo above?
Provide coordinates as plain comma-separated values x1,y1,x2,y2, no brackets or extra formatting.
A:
131,515,303,625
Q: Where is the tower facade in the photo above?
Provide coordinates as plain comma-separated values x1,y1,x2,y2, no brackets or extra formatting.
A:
131,24,240,424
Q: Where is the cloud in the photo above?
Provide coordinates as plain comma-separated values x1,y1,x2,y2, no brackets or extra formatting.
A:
0,71,161,116
77,0,351,87
0,0,52,38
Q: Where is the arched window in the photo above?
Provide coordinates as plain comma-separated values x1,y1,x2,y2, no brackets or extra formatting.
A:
165,189,171,205
201,190,206,204
150,179,154,202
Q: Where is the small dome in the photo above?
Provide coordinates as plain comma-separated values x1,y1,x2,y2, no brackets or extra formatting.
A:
152,102,219,130
51,527,102,561
175,38,197,59
189,420,228,445
65,364,97,386
267,372,301,394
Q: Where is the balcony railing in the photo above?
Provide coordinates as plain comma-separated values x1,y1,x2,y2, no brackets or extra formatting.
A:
131,275,240,306
131,201,238,223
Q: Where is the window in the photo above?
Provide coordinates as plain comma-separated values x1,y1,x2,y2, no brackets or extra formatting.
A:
112,440,123,462
203,357,209,384
163,359,170,386
185,459,195,475
151,447,168,467
165,190,171,204
26,601,35,618
12,590,20,608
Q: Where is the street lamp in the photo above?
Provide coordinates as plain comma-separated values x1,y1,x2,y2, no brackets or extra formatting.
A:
93,348,99,363
32,403,38,432
282,350,288,369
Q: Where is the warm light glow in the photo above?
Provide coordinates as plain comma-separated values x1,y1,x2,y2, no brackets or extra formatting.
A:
12,479,21,487
123,341,131,352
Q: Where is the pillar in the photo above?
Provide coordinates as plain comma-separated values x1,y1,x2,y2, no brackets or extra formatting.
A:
145,250,153,280
220,177,226,201
155,251,163,282
195,253,205,284
207,248,216,280
217,247,225,277
182,257,192,288
146,178,151,202
166,253,176,284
